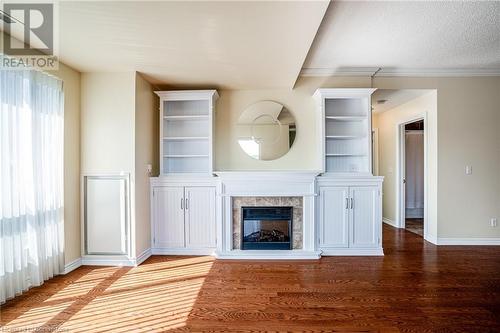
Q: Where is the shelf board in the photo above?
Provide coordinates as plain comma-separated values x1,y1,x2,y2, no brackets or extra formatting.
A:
163,154,209,158
325,116,366,121
163,137,209,141
326,153,366,157
164,115,209,120
325,135,365,140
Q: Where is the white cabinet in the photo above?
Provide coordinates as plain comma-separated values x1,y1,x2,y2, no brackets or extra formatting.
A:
317,179,383,255
349,187,379,248
151,183,216,254
185,186,216,248
153,187,185,248
313,88,383,256
319,186,349,248
155,90,218,176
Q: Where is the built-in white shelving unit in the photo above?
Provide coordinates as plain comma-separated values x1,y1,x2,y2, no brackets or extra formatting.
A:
314,88,376,174
155,90,218,175
314,88,383,256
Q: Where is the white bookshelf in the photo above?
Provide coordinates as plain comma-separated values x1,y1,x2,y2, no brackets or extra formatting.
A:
155,90,218,175
314,88,376,175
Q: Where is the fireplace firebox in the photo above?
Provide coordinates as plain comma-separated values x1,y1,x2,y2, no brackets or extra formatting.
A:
241,207,292,250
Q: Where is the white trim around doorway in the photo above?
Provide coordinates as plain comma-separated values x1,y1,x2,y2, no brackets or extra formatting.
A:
396,113,428,240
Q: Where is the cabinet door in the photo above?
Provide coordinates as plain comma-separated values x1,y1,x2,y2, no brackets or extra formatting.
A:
185,186,216,248
349,186,379,248
319,186,349,248
153,187,185,248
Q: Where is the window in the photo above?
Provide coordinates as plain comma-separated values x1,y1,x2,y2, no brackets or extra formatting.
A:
0,69,64,303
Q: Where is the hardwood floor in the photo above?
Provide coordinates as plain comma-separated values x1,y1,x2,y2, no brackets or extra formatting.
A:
405,218,424,236
2,225,500,332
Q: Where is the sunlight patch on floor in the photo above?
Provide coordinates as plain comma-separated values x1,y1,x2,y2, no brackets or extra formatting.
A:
1,256,214,333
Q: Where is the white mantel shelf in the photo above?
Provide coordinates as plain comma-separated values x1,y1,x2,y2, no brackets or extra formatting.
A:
214,171,320,196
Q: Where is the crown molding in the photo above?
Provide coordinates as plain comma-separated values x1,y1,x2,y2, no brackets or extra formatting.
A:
300,67,500,77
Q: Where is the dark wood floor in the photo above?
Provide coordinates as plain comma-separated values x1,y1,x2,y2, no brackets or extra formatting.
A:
2,225,500,332
405,218,424,236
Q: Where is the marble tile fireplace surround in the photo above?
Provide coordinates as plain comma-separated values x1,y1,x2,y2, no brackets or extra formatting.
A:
214,172,321,260
233,196,303,250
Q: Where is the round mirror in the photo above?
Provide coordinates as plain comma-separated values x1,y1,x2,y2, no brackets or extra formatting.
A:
236,101,296,160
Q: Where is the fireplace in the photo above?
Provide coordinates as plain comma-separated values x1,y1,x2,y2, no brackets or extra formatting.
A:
241,207,292,250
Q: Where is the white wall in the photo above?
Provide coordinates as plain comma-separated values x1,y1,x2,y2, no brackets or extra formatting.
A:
81,72,156,260
50,63,81,265
435,78,500,238
134,73,158,257
81,72,137,257
374,91,437,239
215,89,321,171
81,73,136,174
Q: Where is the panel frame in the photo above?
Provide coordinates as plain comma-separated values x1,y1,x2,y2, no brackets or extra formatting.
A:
82,174,130,256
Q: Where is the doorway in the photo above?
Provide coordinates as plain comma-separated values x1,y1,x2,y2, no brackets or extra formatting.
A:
398,118,425,237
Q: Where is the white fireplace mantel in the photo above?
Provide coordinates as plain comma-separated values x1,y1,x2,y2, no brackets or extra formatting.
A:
214,171,322,259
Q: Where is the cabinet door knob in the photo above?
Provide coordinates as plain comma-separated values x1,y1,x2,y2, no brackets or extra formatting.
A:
185,198,189,210
350,198,354,209
345,198,349,209
181,198,184,210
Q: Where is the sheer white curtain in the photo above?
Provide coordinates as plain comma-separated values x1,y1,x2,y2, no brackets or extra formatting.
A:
405,131,424,215
0,70,64,303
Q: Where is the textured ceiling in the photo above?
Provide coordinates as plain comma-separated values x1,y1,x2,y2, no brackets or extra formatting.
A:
371,89,431,114
58,1,328,89
303,1,500,75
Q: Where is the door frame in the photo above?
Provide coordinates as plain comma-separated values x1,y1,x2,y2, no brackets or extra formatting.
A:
396,113,427,238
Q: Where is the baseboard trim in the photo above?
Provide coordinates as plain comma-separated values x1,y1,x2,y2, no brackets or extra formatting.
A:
81,255,136,267
436,238,500,246
135,248,152,266
63,258,82,274
67,250,151,269
215,250,322,260
320,248,384,256
424,234,438,245
151,248,216,256
383,217,400,228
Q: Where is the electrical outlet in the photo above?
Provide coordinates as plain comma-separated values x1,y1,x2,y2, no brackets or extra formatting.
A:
490,218,497,227
146,164,152,175
465,165,472,175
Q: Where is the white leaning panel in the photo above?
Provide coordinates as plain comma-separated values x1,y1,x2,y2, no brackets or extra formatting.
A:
84,175,129,255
